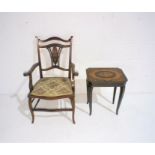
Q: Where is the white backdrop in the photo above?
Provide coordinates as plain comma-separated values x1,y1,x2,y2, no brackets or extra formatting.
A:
0,12,155,95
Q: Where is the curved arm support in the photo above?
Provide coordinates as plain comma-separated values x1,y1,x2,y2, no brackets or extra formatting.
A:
23,62,39,76
23,62,39,92
71,63,79,81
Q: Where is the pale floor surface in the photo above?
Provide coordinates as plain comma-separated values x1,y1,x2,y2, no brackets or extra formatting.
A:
0,93,155,142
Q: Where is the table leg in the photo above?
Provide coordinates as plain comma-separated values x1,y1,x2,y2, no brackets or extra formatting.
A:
87,81,93,115
116,86,125,115
89,85,93,115
86,80,89,104
112,86,117,104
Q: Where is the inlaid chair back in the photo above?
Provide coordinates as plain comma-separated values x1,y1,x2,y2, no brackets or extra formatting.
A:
37,36,73,79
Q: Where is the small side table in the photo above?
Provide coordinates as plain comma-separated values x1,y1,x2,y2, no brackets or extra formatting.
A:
86,68,128,115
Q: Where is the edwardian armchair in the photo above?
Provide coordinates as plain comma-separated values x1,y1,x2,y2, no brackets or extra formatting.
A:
23,36,78,124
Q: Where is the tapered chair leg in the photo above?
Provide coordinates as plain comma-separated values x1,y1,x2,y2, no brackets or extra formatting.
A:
28,97,34,123
70,97,75,124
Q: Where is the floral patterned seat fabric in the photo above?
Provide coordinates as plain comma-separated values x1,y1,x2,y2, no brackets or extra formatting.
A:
31,77,73,98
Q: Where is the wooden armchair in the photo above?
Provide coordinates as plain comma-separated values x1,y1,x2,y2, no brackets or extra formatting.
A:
23,36,78,124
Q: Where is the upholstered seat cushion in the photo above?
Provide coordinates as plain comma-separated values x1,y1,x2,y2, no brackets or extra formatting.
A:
30,77,73,98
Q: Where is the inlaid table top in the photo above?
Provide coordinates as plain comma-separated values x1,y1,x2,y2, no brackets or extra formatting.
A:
86,68,128,86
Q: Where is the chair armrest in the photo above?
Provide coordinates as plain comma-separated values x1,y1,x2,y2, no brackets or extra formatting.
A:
73,71,79,76
23,62,39,76
71,63,79,80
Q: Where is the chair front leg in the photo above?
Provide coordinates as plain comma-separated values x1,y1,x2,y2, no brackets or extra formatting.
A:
28,97,34,123
70,96,75,124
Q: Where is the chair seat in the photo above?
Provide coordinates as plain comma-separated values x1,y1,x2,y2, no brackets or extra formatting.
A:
30,77,73,98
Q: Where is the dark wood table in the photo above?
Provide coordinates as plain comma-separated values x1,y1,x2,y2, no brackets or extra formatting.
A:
86,68,128,115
